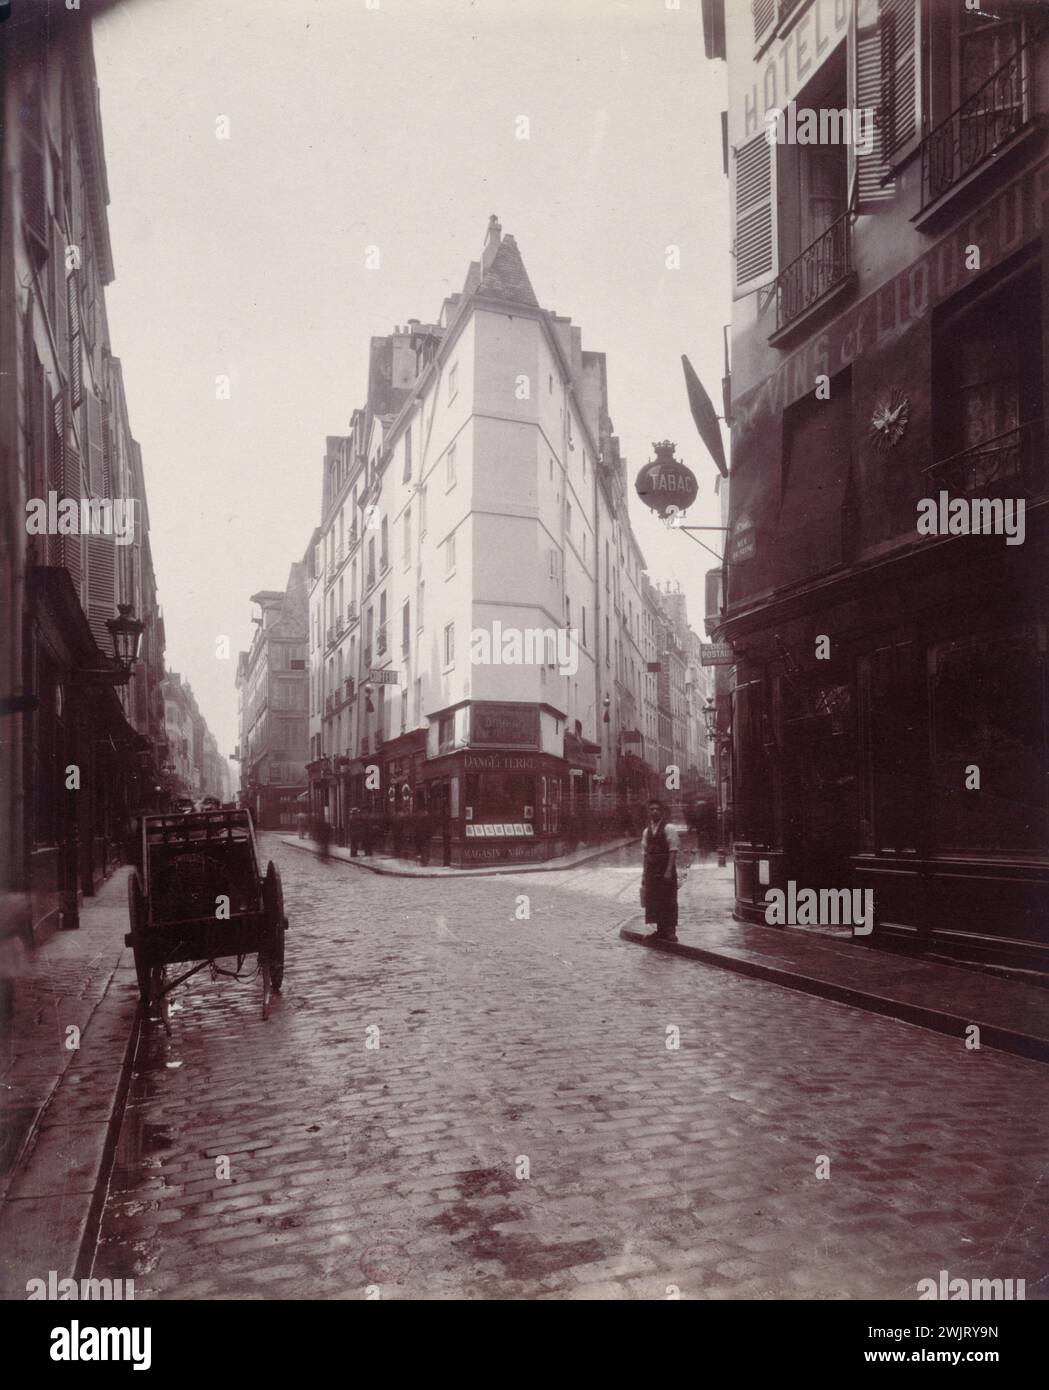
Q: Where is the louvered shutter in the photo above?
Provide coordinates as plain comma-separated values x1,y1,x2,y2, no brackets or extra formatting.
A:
850,0,896,211
879,0,920,163
86,528,116,655
62,443,83,587
67,270,83,409
86,390,104,494
21,88,49,264
46,382,62,565
51,223,68,374
733,132,776,297
753,0,775,47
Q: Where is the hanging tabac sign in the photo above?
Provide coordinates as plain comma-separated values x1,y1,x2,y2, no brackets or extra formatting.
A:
634,441,699,519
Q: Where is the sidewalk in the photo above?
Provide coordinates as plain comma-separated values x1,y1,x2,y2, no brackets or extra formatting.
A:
280,833,637,877
621,862,1049,1065
0,867,139,1299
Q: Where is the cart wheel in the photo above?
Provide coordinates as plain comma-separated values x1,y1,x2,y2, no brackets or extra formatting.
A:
261,862,286,993
127,870,150,1004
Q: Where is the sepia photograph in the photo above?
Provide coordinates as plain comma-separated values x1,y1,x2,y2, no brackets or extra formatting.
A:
1,0,1047,1350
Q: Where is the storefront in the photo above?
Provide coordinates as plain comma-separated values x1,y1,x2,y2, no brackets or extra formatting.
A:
422,747,568,866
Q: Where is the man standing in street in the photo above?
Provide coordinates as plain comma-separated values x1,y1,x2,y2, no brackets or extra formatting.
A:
641,798,680,943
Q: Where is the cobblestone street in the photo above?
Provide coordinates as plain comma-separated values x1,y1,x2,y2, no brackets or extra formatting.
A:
93,836,1049,1301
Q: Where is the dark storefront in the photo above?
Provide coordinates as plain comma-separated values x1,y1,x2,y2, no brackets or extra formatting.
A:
720,164,1049,969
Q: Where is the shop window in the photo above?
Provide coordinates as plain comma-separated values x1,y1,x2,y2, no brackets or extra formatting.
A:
930,628,1047,856
858,640,928,854
732,678,773,847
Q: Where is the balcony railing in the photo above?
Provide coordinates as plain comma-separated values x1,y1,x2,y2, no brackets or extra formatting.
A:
366,569,376,590
335,615,344,637
922,419,1045,499
344,677,355,702
921,40,1031,211
346,600,358,627
325,694,334,713
325,626,335,647
775,208,852,332
376,628,387,656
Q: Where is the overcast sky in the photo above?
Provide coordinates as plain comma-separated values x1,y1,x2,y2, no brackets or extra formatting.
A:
92,0,730,767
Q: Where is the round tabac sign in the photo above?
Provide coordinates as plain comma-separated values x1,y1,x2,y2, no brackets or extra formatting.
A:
634,441,699,518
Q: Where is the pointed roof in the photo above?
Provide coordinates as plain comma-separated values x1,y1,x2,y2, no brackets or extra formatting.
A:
475,234,539,308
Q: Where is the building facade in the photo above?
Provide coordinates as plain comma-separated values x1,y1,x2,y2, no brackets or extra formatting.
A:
305,219,713,865
1,2,169,941
236,565,309,829
705,0,1048,966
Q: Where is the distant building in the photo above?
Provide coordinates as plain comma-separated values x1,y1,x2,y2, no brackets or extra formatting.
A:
236,564,309,828
303,218,713,863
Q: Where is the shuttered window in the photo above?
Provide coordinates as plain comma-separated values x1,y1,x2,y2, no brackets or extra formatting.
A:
20,86,48,264
752,0,775,48
879,0,920,163
850,0,896,210
733,133,776,296
67,270,83,409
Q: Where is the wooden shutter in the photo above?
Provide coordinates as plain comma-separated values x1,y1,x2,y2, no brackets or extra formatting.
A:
85,526,115,653
20,87,49,264
66,270,83,409
879,0,920,163
753,0,775,47
733,132,776,297
850,0,896,210
62,442,83,587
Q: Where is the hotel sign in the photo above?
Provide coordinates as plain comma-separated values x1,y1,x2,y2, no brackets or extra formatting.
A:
472,702,539,748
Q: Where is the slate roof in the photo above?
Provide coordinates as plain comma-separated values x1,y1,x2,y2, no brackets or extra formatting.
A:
475,234,539,308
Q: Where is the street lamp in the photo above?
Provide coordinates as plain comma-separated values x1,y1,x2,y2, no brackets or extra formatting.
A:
702,698,717,740
105,604,145,675
363,682,375,714
602,693,610,724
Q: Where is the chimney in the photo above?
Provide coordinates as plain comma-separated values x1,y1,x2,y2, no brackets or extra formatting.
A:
482,214,502,272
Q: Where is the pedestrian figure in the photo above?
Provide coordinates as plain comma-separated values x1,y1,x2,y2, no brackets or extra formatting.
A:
347,807,361,857
641,798,680,943
315,816,333,861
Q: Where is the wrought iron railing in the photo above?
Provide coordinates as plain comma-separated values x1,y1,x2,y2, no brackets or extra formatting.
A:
921,39,1030,210
922,419,1044,497
344,677,355,702
775,209,852,331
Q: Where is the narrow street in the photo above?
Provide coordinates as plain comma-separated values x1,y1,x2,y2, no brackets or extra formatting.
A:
93,838,1049,1301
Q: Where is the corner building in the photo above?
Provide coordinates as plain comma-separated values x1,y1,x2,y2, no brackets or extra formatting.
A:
704,0,1049,965
306,219,667,864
